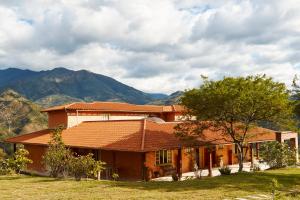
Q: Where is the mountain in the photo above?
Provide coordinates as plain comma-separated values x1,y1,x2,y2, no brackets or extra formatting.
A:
35,94,83,108
147,93,169,100
149,91,183,105
0,90,47,135
0,67,155,106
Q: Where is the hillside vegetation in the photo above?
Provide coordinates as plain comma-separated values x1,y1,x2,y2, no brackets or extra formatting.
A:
149,91,183,105
0,90,47,135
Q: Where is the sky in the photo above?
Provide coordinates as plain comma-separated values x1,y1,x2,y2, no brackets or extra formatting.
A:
0,0,300,94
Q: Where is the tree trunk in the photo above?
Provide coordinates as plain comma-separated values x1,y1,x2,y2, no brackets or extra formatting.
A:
237,144,244,172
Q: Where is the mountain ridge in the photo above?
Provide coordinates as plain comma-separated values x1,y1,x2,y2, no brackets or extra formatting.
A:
0,67,164,106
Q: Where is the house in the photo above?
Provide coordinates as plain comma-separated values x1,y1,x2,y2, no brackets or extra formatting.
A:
6,102,299,180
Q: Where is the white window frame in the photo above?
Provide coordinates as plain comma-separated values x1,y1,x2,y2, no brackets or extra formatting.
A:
155,150,172,166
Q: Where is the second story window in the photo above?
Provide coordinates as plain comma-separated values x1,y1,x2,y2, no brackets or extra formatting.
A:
155,150,172,165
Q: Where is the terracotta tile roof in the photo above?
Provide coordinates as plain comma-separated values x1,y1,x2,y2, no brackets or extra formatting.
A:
42,102,184,113
6,120,277,152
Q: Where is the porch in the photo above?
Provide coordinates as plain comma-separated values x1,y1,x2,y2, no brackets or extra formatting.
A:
152,161,270,181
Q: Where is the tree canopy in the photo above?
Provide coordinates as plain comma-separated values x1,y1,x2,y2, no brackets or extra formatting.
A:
176,75,295,171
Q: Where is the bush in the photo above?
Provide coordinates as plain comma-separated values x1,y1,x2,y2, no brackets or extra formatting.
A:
260,141,296,169
69,153,94,181
43,126,73,178
172,173,179,181
0,159,12,175
0,147,32,175
219,166,231,175
112,173,119,181
9,148,32,174
68,153,106,181
252,164,261,172
0,148,6,160
43,126,106,180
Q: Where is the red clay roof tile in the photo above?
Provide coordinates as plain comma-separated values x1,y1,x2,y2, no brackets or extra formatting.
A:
6,119,277,152
42,102,184,113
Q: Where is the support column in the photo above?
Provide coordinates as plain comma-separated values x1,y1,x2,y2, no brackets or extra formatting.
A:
112,151,116,173
195,148,200,168
141,153,146,181
97,149,101,181
291,138,299,163
208,150,212,177
176,148,182,179
256,143,260,160
250,144,254,166
13,143,17,153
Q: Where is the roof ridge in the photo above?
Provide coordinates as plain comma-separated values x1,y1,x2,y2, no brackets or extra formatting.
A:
80,119,144,123
65,102,77,109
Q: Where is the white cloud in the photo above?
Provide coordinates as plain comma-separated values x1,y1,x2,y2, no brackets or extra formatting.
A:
0,0,300,94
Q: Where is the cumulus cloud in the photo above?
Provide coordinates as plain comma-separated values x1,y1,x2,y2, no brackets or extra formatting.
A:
0,0,300,93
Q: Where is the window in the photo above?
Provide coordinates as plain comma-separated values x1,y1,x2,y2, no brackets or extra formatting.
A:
184,147,193,153
155,150,172,165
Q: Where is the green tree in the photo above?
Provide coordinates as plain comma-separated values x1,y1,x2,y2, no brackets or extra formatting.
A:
43,126,72,178
8,147,32,174
260,141,296,168
176,75,295,172
0,148,6,160
0,147,32,175
69,153,105,181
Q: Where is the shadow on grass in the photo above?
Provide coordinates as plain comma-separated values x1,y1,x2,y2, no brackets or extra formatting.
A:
105,169,300,194
0,175,26,181
0,174,65,183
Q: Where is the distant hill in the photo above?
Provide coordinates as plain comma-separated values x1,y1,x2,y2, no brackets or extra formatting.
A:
35,94,83,108
149,91,183,105
147,93,169,100
0,67,156,106
0,90,47,135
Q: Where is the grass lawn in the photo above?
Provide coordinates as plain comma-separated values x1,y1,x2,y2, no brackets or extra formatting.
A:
0,168,299,200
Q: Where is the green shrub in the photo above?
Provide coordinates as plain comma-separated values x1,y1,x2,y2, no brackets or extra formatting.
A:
69,153,105,181
0,147,32,175
172,173,179,181
43,126,106,180
69,153,94,181
92,160,106,180
43,126,72,178
112,173,119,181
9,148,32,174
0,148,6,160
260,141,297,169
219,166,231,175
